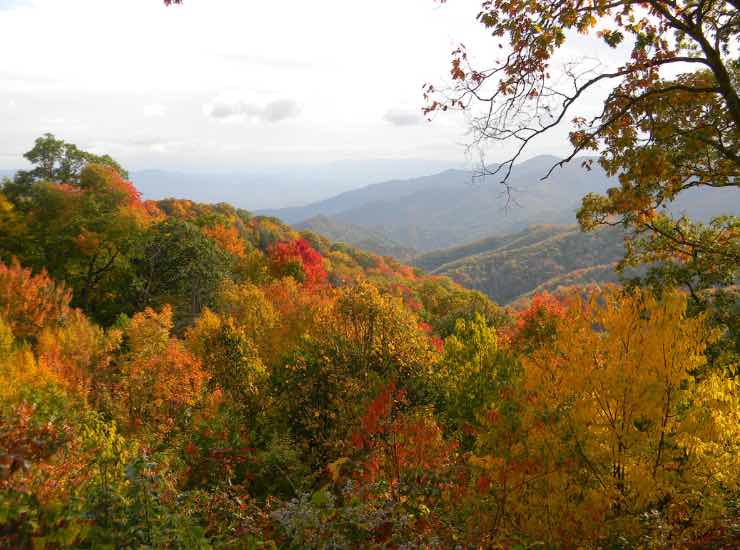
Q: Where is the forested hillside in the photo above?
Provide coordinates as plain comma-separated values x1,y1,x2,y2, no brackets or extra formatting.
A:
414,225,630,304
0,141,487,331
295,215,417,260
413,225,576,273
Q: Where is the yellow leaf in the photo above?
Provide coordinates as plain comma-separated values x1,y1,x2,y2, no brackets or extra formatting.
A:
327,457,349,482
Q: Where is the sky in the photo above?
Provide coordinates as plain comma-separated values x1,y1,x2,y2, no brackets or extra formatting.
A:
0,0,625,172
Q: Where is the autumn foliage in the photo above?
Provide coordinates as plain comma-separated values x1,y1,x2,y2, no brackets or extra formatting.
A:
1,133,737,547
269,237,327,286
0,258,71,340
509,290,565,350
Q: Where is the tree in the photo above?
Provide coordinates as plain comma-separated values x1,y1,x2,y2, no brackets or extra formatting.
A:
0,133,148,322
333,281,432,381
115,305,205,434
203,223,247,258
70,165,150,315
37,309,119,398
213,280,277,357
1,164,149,321
134,218,231,326
469,288,738,545
268,238,327,287
0,258,71,341
186,308,266,411
509,291,565,352
434,313,517,441
12,133,128,188
428,0,738,182
427,0,739,297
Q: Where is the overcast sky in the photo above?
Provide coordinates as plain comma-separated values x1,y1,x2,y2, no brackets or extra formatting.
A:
0,0,623,171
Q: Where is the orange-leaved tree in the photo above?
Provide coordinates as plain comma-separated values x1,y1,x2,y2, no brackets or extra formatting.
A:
0,258,71,341
115,305,206,434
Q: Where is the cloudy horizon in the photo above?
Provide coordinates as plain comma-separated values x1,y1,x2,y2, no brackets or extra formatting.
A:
0,0,624,172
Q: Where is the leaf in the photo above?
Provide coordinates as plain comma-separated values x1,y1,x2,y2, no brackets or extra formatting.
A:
327,457,349,482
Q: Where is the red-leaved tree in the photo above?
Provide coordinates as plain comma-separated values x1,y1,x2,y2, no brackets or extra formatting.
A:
268,238,327,287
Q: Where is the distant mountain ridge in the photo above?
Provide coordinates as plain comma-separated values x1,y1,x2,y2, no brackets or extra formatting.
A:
411,224,630,305
262,155,616,251
129,159,462,210
260,168,474,223
3,160,464,211
264,155,740,253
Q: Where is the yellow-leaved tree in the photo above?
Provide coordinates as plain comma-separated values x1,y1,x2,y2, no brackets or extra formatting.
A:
470,288,738,545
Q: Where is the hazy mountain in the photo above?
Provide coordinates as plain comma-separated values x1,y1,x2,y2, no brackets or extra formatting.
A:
412,224,629,304
262,156,615,250
263,155,740,253
129,159,463,210
295,215,417,259
662,184,740,221
259,168,481,223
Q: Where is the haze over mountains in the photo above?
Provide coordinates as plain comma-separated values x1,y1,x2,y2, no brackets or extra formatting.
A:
130,159,465,210
268,155,738,304
264,155,739,253
1,159,463,211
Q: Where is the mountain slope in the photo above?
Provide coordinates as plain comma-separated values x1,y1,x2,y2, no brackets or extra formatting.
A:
262,155,740,253
413,225,570,273
258,168,476,223
261,156,615,251
413,225,628,304
295,215,417,259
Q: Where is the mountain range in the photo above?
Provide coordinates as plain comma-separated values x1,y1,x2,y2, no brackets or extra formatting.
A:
260,156,606,251
267,156,738,304
129,159,463,211
264,155,739,254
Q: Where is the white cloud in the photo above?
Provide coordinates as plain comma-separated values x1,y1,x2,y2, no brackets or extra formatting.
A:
205,97,301,124
148,142,168,153
261,99,301,123
383,107,423,126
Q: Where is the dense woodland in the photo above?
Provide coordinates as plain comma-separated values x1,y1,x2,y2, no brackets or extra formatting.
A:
0,0,739,547
0,132,737,547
